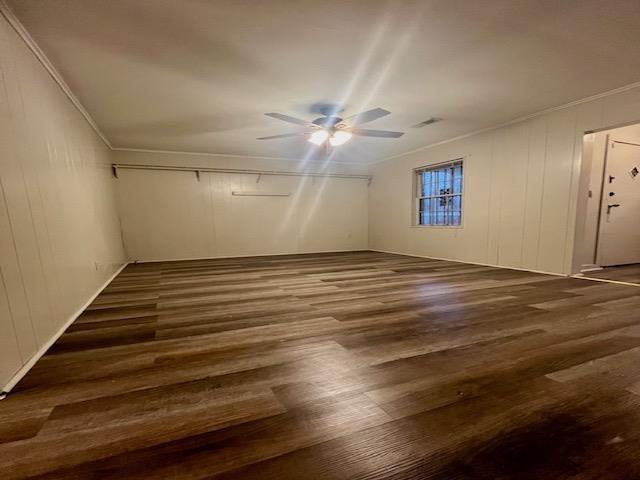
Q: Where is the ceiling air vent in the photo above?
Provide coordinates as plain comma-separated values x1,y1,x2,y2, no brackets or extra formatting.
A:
412,117,443,128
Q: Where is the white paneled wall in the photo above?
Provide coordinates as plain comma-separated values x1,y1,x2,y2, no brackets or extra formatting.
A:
115,167,368,261
0,16,125,389
369,85,640,275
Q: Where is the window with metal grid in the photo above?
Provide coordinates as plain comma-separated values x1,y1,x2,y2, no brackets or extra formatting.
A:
415,160,463,226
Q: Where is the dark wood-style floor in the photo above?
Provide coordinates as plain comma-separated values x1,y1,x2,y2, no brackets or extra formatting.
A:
2,251,640,479
582,263,640,285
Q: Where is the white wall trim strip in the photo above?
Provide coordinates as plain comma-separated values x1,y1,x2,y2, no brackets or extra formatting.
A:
1,262,128,394
130,249,368,264
112,163,371,180
571,275,640,288
111,147,369,167
231,191,291,197
0,0,112,149
370,249,567,277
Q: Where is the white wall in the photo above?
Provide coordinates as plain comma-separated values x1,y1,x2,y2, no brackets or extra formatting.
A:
0,15,125,390
112,150,369,261
369,85,640,275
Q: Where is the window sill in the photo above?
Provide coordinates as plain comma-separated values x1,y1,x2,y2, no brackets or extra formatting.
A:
410,224,464,229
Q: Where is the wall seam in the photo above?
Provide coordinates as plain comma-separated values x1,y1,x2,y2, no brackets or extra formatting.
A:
519,121,533,266
0,179,37,359
534,119,550,270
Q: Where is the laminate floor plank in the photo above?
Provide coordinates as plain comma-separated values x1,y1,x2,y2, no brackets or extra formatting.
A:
2,251,640,479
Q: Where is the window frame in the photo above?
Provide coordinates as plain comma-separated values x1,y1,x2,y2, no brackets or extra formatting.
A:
411,158,465,228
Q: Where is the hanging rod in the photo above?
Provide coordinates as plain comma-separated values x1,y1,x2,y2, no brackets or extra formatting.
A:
111,163,370,181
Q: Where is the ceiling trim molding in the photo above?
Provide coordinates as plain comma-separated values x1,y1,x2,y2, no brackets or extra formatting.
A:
111,147,369,166
373,80,640,165
0,0,112,148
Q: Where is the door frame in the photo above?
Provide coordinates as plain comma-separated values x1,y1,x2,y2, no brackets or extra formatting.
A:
595,137,640,267
592,134,611,266
571,121,640,275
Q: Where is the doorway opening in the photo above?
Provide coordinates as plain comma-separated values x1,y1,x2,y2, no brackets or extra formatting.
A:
573,123,640,286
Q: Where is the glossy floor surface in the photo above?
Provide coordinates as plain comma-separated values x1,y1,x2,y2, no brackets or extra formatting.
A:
2,251,640,479
581,263,640,286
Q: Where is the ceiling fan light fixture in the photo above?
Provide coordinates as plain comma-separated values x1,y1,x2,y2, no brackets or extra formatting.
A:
308,130,329,145
262,107,403,145
329,130,353,146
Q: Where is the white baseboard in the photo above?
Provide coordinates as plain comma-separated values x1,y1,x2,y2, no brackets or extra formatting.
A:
571,275,640,287
579,264,603,273
2,262,128,394
130,249,368,264
370,248,568,277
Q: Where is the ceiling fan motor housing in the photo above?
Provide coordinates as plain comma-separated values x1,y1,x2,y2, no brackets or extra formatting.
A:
312,116,343,129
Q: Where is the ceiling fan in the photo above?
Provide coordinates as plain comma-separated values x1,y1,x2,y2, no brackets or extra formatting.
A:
257,107,404,147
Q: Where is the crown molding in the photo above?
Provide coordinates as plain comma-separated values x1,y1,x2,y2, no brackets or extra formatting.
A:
0,0,112,148
372,80,640,165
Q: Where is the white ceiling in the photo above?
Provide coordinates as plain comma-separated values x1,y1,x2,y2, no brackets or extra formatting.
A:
8,0,640,163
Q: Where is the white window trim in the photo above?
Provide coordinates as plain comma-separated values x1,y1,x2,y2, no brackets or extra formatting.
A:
411,158,465,228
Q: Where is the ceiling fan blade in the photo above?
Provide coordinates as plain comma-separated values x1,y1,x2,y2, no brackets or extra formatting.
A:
264,112,316,128
341,108,391,127
257,132,308,140
350,128,404,138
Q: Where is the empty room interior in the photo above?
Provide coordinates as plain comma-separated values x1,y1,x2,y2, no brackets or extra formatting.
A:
2,1,640,478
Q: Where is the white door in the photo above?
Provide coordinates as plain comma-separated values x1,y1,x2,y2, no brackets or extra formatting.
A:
597,139,640,266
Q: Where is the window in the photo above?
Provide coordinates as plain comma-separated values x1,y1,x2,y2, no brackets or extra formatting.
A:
414,160,463,226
